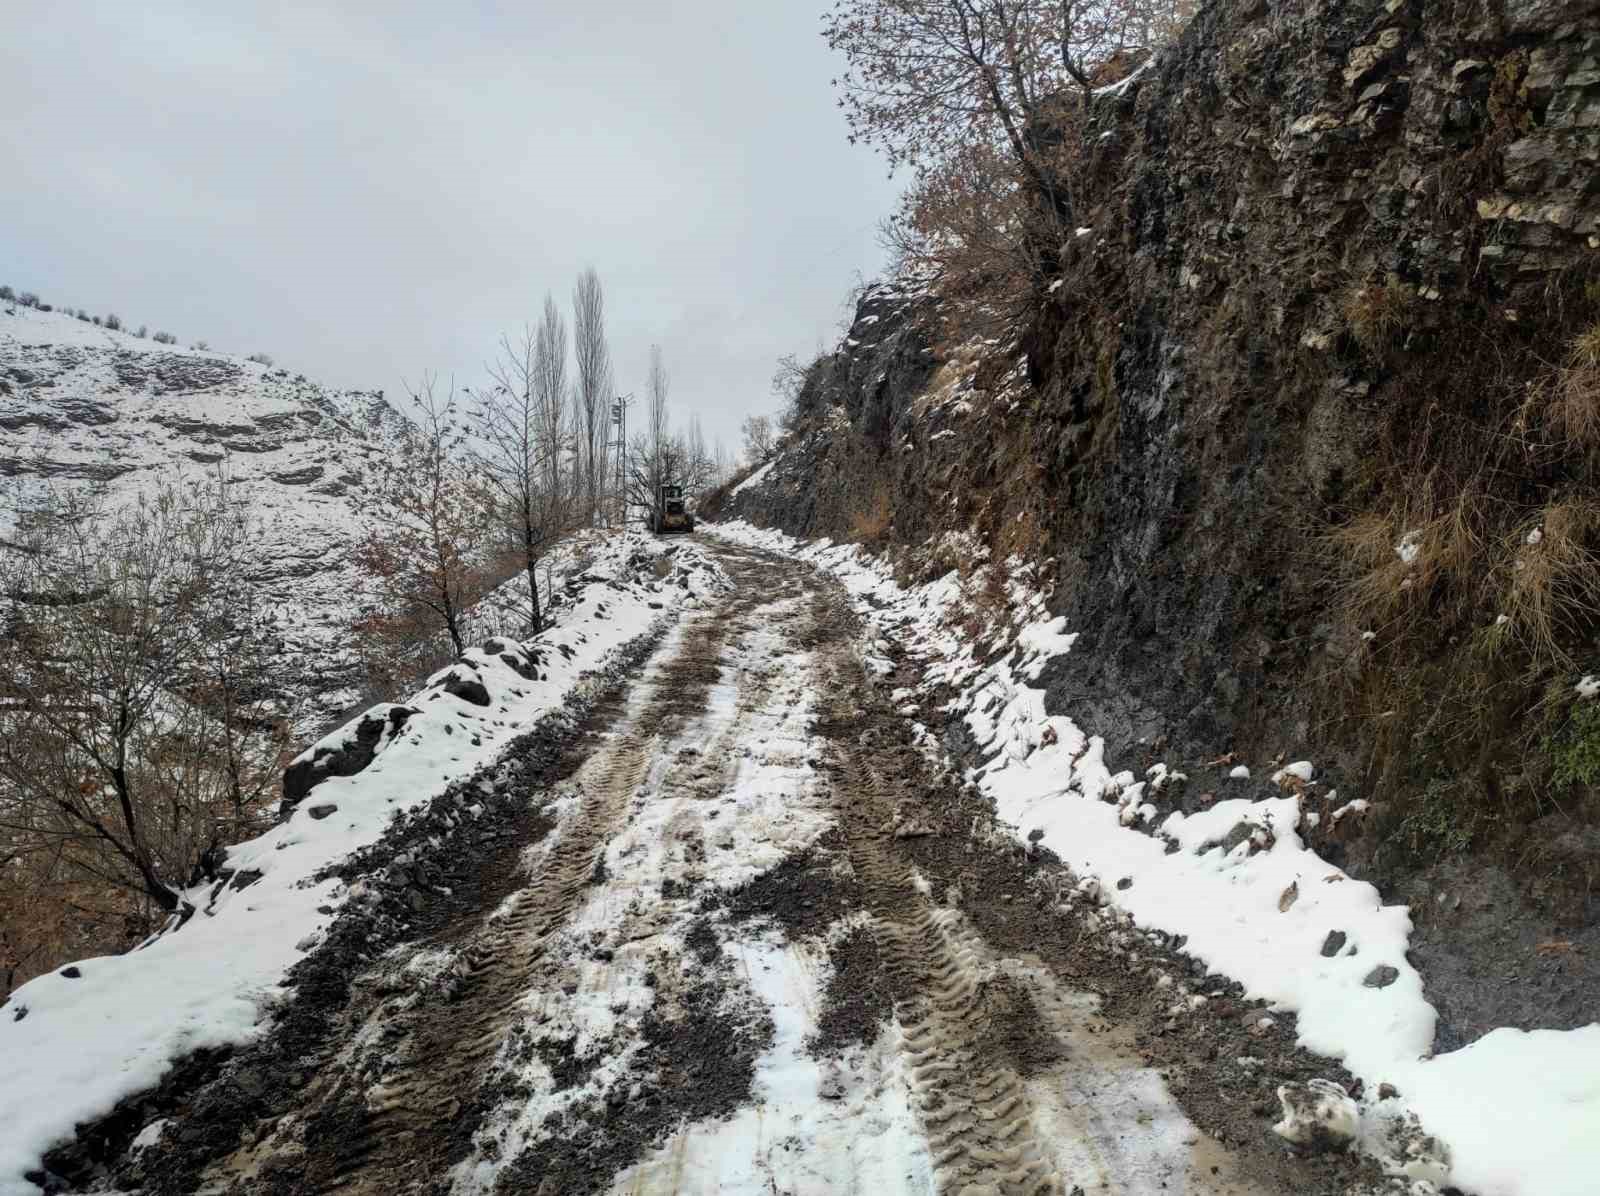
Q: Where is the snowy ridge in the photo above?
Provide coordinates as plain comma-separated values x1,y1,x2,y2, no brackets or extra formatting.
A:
708,519,1600,1196
0,302,409,726
0,533,728,1196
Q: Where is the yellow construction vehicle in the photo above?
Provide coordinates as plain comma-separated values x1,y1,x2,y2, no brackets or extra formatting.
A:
646,483,695,534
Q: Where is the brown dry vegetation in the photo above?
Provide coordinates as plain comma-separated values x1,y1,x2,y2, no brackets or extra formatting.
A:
0,476,293,995
1342,278,1417,360
848,482,895,546
1308,275,1600,869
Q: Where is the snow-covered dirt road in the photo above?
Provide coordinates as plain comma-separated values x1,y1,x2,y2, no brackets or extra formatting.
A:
98,541,1378,1195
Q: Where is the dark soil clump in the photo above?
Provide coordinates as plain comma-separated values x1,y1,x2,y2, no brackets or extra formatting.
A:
808,925,896,1056
977,974,1067,1079
714,833,858,939
493,969,774,1196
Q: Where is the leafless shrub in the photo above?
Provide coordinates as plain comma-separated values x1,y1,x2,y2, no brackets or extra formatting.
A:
356,379,493,657
742,414,776,465
0,472,289,983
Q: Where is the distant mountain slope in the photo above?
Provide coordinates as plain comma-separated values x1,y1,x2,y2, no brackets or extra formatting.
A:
0,302,410,727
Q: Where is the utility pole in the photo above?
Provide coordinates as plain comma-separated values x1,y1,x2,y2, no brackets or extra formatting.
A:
610,394,632,529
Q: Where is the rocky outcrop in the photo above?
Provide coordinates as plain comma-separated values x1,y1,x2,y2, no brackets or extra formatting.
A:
720,0,1600,1043
0,304,411,730
726,0,1600,765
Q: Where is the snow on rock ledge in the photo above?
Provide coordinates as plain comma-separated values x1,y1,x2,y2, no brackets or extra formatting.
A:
281,702,419,813
281,639,547,814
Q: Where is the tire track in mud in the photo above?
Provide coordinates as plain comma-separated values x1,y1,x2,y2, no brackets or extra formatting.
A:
325,737,657,1193
802,571,1063,1194
203,546,814,1196
826,740,1064,1196
799,566,1367,1196
470,562,827,1193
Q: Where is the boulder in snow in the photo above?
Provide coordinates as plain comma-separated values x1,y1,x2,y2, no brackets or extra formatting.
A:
435,667,491,707
281,702,418,813
1363,964,1400,988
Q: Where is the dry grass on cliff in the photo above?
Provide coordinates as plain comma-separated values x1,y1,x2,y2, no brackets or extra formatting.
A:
1325,481,1600,674
1537,321,1600,453
1321,483,1492,632
1312,279,1600,863
848,483,894,546
1342,279,1417,360
1500,496,1600,670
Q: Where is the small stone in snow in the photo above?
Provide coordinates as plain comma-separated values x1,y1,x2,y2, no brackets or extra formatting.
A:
308,803,338,821
1378,1082,1401,1101
1363,964,1400,988
1273,1079,1359,1152
59,966,81,979
1116,877,1133,890
1320,931,1347,957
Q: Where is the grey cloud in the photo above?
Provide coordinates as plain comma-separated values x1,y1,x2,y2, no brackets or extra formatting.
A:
1,1,900,452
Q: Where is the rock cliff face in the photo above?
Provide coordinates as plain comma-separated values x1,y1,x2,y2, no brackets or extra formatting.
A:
1,303,410,726
730,0,1600,758
721,0,1600,1029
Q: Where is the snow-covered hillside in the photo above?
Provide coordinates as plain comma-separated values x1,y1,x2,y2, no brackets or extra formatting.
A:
0,302,409,724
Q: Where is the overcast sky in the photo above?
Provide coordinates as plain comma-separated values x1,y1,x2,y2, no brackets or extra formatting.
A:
1,2,901,453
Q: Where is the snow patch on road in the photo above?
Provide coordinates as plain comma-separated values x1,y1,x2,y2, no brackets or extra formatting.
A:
612,934,934,1195
707,519,1600,1196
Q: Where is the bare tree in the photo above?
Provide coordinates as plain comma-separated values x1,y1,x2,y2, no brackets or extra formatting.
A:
473,306,577,638
0,473,274,919
825,1,1169,180
685,416,715,492
626,429,689,515
533,295,573,535
630,346,671,521
882,135,1056,333
572,268,613,527
771,351,825,434
356,379,490,655
742,414,776,465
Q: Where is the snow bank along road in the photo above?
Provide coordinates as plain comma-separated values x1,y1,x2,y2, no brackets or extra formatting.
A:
65,540,1388,1195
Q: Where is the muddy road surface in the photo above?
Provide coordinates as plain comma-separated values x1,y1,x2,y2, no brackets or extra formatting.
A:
110,540,1378,1196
